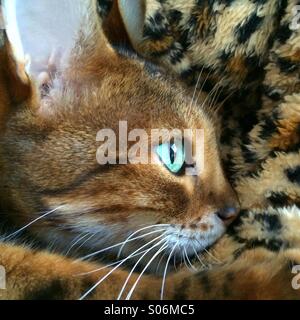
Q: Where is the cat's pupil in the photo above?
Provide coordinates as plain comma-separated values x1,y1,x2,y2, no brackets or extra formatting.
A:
170,144,176,164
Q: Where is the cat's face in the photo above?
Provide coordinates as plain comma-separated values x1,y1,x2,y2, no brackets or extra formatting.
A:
0,0,239,265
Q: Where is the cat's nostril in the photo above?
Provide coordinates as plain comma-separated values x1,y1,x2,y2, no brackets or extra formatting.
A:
216,206,239,222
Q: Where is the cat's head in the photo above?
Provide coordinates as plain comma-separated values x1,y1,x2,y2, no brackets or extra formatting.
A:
0,0,239,264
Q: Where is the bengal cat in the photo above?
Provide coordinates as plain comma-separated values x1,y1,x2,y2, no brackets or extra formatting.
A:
0,0,299,300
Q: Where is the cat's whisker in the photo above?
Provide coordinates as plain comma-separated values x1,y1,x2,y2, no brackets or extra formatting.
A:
211,88,237,118
117,237,168,300
4,206,62,241
184,247,198,272
117,224,169,258
192,244,207,269
210,85,228,111
186,65,206,118
155,251,168,274
182,250,190,271
73,232,98,255
125,242,169,300
181,247,195,272
191,67,214,115
200,77,224,113
79,234,166,300
160,241,178,300
173,253,177,271
203,247,222,264
221,88,237,106
69,233,86,248
186,71,202,117
195,74,226,118
66,233,90,256
75,248,150,277
207,83,224,113
180,251,184,268
77,227,167,262
193,238,220,265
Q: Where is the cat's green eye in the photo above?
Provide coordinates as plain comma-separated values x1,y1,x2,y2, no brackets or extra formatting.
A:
155,142,185,174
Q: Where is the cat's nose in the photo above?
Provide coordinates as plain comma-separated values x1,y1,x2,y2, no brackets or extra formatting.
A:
216,206,239,224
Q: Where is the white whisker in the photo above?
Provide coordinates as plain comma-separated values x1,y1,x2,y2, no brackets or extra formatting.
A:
66,233,89,256
200,78,223,112
204,247,221,264
78,234,166,300
193,67,214,112
4,206,62,240
117,224,169,258
192,244,207,269
75,248,150,277
75,233,98,253
77,227,167,262
117,237,168,300
184,247,198,271
194,238,221,265
160,241,178,300
155,251,168,274
125,243,168,300
173,253,177,271
181,250,189,270
181,249,194,272
187,71,202,117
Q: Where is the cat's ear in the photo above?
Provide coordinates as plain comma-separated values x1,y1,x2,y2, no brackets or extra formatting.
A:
2,0,116,89
0,4,32,129
117,0,145,51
